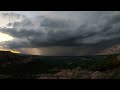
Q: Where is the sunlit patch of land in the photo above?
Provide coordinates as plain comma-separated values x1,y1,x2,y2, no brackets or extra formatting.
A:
10,50,20,54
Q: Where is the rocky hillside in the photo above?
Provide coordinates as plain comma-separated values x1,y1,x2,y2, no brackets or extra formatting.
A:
99,44,120,55
0,51,120,79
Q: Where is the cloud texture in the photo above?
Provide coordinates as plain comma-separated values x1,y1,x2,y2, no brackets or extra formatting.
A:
0,11,120,55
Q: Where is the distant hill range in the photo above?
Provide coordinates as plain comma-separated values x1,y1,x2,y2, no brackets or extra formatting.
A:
0,51,31,63
0,51,16,60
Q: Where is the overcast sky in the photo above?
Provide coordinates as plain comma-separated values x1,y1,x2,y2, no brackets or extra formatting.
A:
0,11,120,55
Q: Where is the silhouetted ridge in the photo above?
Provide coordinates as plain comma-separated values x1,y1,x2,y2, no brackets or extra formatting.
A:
0,51,18,61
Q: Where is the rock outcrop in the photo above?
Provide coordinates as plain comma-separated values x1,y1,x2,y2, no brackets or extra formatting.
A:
91,71,105,79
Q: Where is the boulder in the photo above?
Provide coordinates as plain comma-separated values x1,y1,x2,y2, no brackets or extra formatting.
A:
91,71,105,79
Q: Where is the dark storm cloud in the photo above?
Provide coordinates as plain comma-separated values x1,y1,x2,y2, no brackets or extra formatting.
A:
1,11,120,51
41,17,74,29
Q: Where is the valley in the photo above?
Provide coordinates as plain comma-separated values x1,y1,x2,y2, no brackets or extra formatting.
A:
0,51,120,79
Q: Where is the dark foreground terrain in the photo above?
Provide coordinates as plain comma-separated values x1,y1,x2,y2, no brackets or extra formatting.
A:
0,51,120,79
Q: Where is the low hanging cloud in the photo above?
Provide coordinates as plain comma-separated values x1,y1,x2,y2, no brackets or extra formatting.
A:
0,11,120,51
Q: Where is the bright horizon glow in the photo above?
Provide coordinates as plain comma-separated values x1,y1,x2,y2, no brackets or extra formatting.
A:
0,48,20,54
0,32,14,42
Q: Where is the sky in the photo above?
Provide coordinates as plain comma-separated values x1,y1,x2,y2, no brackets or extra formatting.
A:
0,11,120,55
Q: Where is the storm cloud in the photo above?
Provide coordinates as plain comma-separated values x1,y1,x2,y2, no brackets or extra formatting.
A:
0,11,120,55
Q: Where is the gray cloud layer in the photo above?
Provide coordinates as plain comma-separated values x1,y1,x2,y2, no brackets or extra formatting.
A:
0,11,120,54
1,12,25,19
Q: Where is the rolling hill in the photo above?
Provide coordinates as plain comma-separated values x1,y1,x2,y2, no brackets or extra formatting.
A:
0,51,120,79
